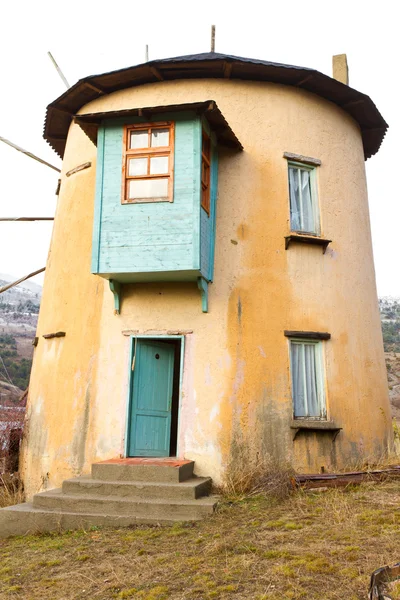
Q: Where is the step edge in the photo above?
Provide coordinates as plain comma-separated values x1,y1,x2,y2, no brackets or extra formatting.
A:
64,477,212,487
34,492,219,507
1,505,205,522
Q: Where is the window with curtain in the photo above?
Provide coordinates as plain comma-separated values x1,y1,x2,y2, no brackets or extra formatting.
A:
288,162,319,234
122,122,174,204
289,340,326,419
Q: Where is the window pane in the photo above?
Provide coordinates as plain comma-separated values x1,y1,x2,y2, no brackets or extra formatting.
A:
291,343,306,417
150,156,169,175
291,341,325,419
129,130,149,149
304,344,320,416
128,178,169,200
289,167,301,231
202,135,210,157
202,191,209,212
128,158,147,176
202,162,209,186
300,170,315,232
289,166,317,233
151,128,169,147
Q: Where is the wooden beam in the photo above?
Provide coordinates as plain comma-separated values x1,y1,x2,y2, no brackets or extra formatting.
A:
296,74,313,87
223,62,232,78
52,105,73,115
197,277,209,313
66,161,91,177
342,99,364,109
0,217,54,221
46,134,67,140
109,280,122,315
150,66,164,81
84,81,106,95
283,151,321,166
284,330,331,340
0,267,46,295
0,136,61,172
43,331,66,339
211,25,216,52
47,51,70,89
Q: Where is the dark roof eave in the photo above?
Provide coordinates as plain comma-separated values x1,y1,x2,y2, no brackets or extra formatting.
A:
73,100,243,151
43,52,388,160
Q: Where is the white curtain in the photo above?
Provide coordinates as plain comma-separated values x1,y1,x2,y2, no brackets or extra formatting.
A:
291,343,306,417
300,170,314,232
289,167,315,233
289,167,301,230
291,342,321,417
304,344,318,416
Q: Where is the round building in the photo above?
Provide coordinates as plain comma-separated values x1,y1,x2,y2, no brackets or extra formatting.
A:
21,52,392,498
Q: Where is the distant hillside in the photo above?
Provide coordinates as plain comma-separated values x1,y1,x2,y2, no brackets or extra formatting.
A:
379,298,400,421
379,297,400,352
0,275,42,396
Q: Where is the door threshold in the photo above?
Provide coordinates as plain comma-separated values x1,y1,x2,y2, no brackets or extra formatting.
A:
97,457,191,467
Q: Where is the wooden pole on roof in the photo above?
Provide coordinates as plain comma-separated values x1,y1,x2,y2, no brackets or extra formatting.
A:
47,51,70,89
145,45,149,62
0,268,46,295
0,217,54,222
0,136,61,172
211,25,216,52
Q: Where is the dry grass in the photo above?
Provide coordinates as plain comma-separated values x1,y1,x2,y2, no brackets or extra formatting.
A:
222,446,295,500
0,475,24,509
2,481,400,599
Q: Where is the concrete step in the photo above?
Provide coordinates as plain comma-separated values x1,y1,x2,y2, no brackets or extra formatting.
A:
62,476,212,500
0,502,208,538
32,489,218,520
92,458,194,483
0,459,217,538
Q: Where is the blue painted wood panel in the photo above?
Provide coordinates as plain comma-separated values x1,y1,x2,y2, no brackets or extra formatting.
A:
92,113,202,280
91,126,105,273
200,137,218,282
128,340,175,457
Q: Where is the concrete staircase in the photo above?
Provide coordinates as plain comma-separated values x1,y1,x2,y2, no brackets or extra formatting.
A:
0,458,218,538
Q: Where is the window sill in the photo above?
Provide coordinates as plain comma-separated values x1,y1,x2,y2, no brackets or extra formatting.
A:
290,420,342,441
285,234,331,254
122,198,173,204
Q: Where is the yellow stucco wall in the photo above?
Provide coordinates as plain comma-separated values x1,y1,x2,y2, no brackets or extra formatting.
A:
20,79,393,498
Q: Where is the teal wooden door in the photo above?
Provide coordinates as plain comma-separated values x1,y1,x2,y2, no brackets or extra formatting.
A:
128,340,175,457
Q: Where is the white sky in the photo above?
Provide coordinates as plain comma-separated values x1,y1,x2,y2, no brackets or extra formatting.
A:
0,0,398,295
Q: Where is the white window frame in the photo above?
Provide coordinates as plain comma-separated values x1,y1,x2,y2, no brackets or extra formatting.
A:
287,160,320,235
289,338,326,420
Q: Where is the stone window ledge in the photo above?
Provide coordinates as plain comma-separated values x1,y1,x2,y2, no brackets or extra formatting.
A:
290,420,342,441
285,234,332,253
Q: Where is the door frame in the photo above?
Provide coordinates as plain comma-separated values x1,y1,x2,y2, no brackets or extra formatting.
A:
125,335,185,458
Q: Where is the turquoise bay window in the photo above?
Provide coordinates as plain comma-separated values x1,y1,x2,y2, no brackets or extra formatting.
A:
75,101,243,312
